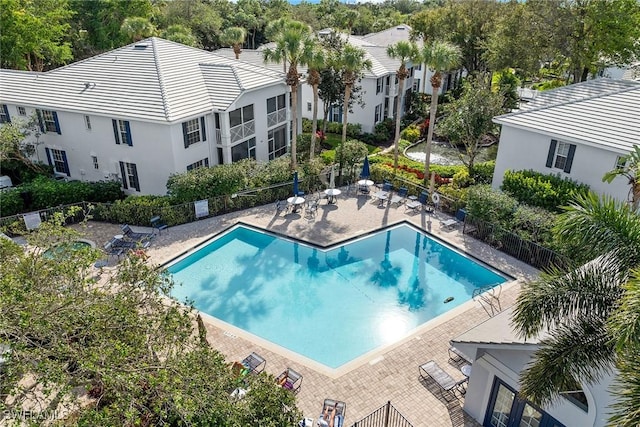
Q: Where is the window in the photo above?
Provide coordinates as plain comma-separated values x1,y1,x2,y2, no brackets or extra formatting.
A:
119,161,140,191
376,77,384,94
92,155,99,170
545,139,576,173
182,117,207,148
17,106,26,116
374,104,382,123
615,155,628,170
45,148,70,176
229,105,255,143
0,104,10,123
231,137,256,162
413,78,421,92
112,119,132,146
37,109,61,133
416,64,422,71
330,105,342,123
84,115,92,130
307,102,312,112
267,95,287,127
561,377,589,412
187,158,209,171
217,147,224,164
268,125,287,160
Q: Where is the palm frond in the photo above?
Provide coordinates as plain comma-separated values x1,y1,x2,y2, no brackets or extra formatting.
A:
609,269,640,353
609,345,640,427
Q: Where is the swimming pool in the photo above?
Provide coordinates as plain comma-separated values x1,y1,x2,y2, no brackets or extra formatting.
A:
167,223,507,369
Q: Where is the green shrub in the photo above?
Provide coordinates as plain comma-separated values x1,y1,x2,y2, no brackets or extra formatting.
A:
512,204,558,248
17,177,124,212
320,150,335,164
471,161,495,184
437,184,469,212
93,195,177,226
400,124,420,143
501,169,590,212
167,160,249,203
0,189,24,217
452,168,474,188
466,185,518,226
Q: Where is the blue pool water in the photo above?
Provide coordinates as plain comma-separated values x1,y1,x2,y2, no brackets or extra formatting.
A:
167,224,507,368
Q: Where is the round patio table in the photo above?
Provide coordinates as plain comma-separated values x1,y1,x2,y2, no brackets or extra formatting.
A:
287,196,306,213
357,179,374,187
324,188,342,204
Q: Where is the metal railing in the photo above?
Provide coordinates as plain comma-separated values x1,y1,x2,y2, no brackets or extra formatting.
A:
0,201,91,231
463,216,569,271
350,401,414,427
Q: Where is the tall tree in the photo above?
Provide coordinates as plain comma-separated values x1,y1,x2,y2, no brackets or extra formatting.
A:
0,214,301,424
336,43,371,182
220,26,247,59
305,43,326,160
162,24,199,47
438,77,504,174
512,194,640,426
0,0,74,71
421,40,461,184
262,20,314,170
387,41,420,172
603,145,640,211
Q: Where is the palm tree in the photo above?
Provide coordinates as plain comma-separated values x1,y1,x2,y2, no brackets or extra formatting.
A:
305,43,326,160
120,17,157,42
603,145,640,211
336,43,371,181
421,41,461,184
387,41,420,172
512,193,640,426
262,20,313,170
220,27,247,60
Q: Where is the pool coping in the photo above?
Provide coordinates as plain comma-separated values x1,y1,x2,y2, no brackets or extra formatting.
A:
162,220,517,378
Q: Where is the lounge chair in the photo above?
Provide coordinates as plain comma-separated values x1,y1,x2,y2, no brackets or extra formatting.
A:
381,181,393,192
405,191,429,213
317,399,346,427
275,200,289,215
241,352,266,374
276,367,303,393
121,224,154,242
448,346,473,365
150,216,168,234
390,187,408,206
441,209,466,229
419,360,467,401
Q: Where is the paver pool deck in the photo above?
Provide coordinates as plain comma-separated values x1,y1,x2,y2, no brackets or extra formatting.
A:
77,188,539,427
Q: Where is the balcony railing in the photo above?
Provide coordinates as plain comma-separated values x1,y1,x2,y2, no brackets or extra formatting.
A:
267,109,287,127
230,120,255,143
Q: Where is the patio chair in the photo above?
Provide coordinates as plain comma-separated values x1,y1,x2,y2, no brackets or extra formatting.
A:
121,224,154,242
390,187,408,206
241,352,266,374
276,367,303,393
405,191,429,213
448,346,473,365
305,200,319,218
275,200,289,215
317,399,346,427
441,209,466,229
381,181,393,192
419,360,467,402
150,216,168,235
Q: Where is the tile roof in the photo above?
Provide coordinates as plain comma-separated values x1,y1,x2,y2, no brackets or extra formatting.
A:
357,24,422,48
0,38,285,123
495,80,640,152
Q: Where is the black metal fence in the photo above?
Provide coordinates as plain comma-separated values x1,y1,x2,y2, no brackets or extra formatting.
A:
350,401,414,427
463,216,568,271
0,201,91,233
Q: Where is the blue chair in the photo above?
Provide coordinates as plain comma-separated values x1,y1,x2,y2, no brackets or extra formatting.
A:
390,187,408,206
405,191,429,213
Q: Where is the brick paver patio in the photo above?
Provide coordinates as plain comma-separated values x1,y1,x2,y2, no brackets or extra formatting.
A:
74,187,538,427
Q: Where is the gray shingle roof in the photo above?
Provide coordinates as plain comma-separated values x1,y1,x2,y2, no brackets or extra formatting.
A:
358,24,422,48
0,38,285,122
495,80,640,152
452,308,541,347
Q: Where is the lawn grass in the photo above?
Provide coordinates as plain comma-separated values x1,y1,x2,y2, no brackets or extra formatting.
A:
317,133,380,154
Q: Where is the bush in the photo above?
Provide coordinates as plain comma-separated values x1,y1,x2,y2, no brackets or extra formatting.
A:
471,161,495,184
466,185,518,226
0,189,24,217
400,125,420,143
167,160,249,203
452,168,474,188
512,204,558,248
501,169,590,212
93,195,175,226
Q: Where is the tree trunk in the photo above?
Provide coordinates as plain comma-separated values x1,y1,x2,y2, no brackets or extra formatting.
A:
310,84,319,159
291,84,298,170
339,84,353,181
632,182,640,212
421,65,428,93
424,83,440,185
393,77,406,172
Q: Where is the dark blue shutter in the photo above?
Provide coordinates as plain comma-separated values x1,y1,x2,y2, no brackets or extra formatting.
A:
119,161,128,189
1,104,10,123
45,147,53,167
52,112,61,134
112,120,120,144
61,151,70,176
130,163,140,191
125,121,132,146
545,139,557,168
204,158,209,167
200,117,207,141
564,144,576,173
37,110,45,133
182,122,189,148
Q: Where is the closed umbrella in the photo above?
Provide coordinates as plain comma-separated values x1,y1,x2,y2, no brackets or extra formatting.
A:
293,171,299,196
329,165,336,189
361,156,370,179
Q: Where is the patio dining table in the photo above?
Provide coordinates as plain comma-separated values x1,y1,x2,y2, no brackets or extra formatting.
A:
373,191,388,207
287,196,306,213
324,188,342,204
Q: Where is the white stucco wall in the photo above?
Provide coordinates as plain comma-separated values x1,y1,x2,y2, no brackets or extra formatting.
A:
462,348,616,427
492,126,631,203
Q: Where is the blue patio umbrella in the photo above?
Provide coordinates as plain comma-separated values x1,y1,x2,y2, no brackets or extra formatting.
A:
293,171,299,196
361,156,370,179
